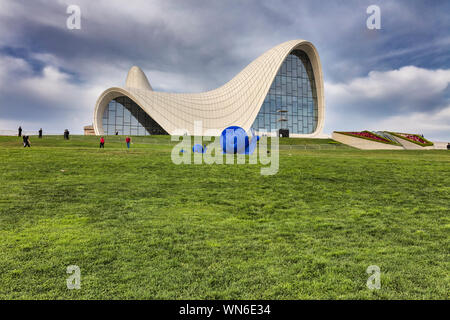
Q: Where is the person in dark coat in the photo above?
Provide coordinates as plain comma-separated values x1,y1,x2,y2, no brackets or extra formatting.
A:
38,128,43,138
447,143,450,150
18,126,22,137
23,135,31,147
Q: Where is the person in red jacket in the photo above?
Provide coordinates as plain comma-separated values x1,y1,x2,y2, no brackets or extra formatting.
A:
126,136,131,149
100,136,105,148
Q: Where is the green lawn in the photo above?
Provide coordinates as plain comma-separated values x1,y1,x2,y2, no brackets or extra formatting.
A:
0,135,448,299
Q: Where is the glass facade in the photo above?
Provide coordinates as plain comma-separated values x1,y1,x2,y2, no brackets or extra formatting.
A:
251,50,318,134
102,96,168,135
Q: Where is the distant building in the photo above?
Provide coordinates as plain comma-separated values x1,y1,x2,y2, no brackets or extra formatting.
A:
93,40,325,137
84,125,95,136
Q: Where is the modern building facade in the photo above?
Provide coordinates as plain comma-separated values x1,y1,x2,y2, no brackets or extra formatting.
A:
93,40,325,137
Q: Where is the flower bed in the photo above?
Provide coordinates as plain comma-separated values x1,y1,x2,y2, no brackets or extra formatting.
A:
334,131,399,145
388,132,434,147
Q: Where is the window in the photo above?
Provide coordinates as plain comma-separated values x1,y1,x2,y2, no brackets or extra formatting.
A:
102,96,168,135
251,50,318,134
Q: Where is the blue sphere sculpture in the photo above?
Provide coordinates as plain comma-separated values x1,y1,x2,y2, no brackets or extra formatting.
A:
193,144,206,153
220,126,251,154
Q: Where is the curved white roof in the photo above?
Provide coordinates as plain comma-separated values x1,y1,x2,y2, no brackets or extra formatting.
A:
94,39,325,137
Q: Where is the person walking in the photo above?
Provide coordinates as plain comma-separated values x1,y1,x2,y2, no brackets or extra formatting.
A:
126,136,131,149
38,128,43,138
100,136,105,148
23,135,31,147
18,126,22,137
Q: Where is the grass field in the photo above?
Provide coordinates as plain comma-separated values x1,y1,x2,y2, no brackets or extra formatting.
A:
0,135,448,299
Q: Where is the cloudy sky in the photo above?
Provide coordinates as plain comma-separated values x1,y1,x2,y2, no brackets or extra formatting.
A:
0,0,449,140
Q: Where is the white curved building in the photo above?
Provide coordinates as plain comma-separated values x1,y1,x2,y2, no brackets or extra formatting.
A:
93,39,325,137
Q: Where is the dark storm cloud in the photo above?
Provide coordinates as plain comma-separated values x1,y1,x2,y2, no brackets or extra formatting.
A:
1,0,302,86
0,0,449,139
